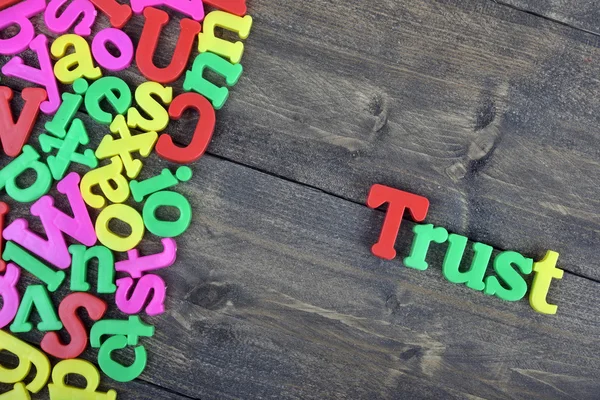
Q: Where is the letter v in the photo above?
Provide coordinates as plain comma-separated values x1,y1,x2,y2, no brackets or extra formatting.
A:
3,172,96,269
0,87,46,157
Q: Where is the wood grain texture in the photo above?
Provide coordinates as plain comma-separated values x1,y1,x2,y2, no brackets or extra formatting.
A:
1,0,600,399
496,0,600,35
3,0,600,281
1,108,599,399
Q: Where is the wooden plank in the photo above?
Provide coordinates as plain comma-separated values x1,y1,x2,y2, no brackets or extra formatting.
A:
495,0,600,35
2,112,600,399
3,0,600,282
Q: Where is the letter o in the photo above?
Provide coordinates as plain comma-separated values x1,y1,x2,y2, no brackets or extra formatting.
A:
96,204,144,252
142,191,191,238
91,28,134,71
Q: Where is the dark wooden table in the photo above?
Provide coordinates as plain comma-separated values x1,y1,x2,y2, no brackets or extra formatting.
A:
1,0,600,398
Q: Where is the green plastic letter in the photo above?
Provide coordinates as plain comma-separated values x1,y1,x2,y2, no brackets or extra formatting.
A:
442,234,492,291
403,224,448,271
10,285,62,333
484,251,533,301
69,244,116,294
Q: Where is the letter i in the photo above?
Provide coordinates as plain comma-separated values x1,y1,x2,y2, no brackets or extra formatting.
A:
129,166,192,202
44,78,88,138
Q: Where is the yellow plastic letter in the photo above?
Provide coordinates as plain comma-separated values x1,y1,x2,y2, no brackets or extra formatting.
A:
95,115,158,179
48,359,117,400
51,34,102,84
96,204,145,252
81,156,130,209
127,81,173,133
529,250,564,315
197,11,252,64
0,383,30,399
0,330,50,394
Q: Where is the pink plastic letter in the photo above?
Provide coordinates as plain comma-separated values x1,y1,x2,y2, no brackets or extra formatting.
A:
1,35,61,114
91,28,134,71
130,0,204,21
45,0,97,36
0,0,45,55
3,172,96,269
115,238,176,278
0,264,20,329
115,275,166,316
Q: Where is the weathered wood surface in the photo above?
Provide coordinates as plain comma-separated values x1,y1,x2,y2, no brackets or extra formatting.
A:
2,108,600,398
497,0,600,35
1,0,600,399
3,0,600,282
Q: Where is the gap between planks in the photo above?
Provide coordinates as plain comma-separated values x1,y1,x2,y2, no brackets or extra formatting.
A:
490,0,600,38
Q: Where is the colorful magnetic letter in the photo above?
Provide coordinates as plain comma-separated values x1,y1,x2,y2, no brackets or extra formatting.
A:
143,191,192,237
130,167,191,202
484,251,533,302
0,145,52,203
98,335,148,382
80,156,130,208
92,28,134,71
130,0,204,20
1,35,61,114
366,184,430,260
4,172,97,269
136,7,201,84
0,383,30,399
95,114,158,179
10,284,62,333
90,315,155,347
0,87,46,157
156,92,215,163
198,11,253,64
2,242,66,292
202,0,247,16
0,0,45,55
115,238,177,278
40,118,98,180
45,0,97,36
442,235,492,291
529,250,564,315
0,263,20,329
89,0,132,28
0,202,7,272
403,224,448,271
183,52,243,110
69,244,116,293
95,204,145,252
116,274,166,316
85,76,132,124
127,81,172,132
48,359,117,400
41,293,107,359
45,78,88,139
0,330,50,393
51,34,102,84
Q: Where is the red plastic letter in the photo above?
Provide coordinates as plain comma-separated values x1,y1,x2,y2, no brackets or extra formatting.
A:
366,184,429,260
156,92,215,164
0,87,46,157
41,292,107,359
202,0,247,16
136,7,201,84
88,0,131,28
